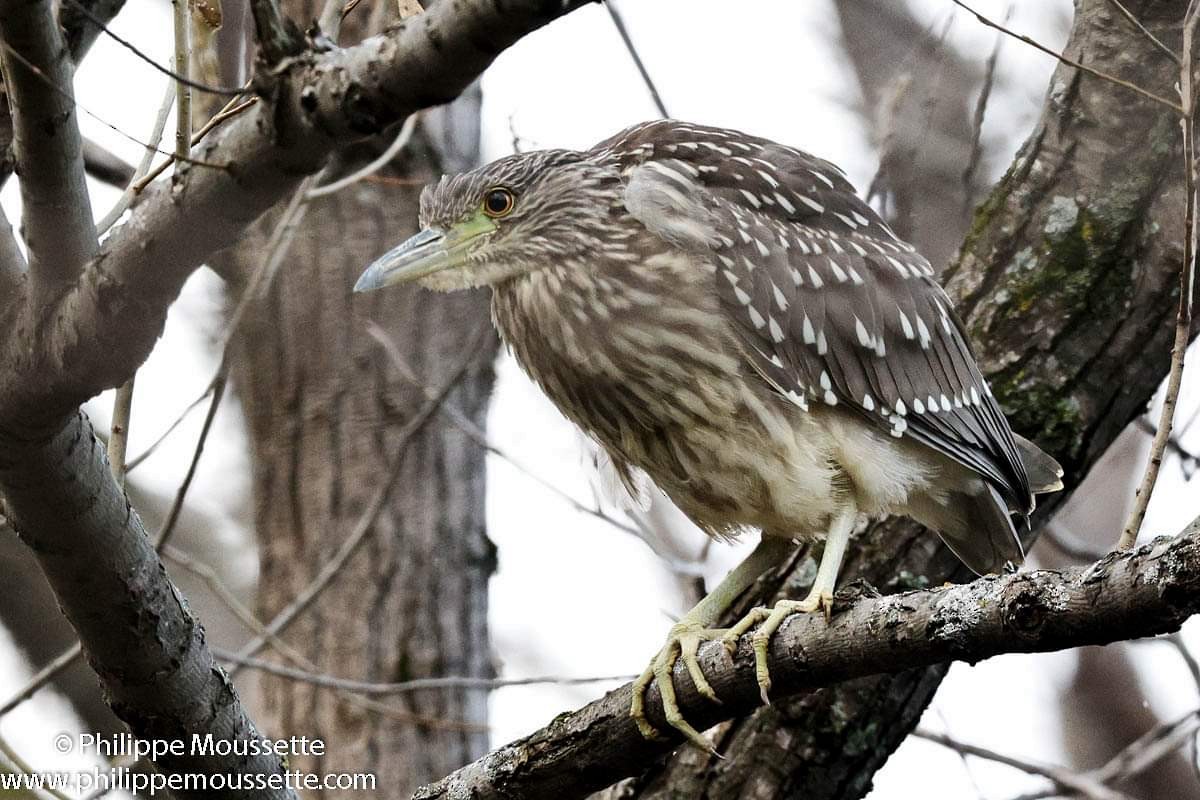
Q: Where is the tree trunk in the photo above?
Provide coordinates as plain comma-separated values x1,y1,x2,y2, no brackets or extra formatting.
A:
609,1,1192,797
224,5,496,796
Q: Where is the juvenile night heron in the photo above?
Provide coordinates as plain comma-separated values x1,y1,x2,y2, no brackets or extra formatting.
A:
355,119,1062,747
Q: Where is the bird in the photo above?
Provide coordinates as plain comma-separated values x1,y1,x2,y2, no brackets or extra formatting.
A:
354,119,1063,748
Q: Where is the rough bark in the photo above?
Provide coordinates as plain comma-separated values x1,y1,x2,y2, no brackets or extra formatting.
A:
0,414,294,800
218,2,497,796
415,518,1200,800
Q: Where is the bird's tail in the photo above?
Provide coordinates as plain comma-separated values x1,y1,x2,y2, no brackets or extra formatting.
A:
1014,432,1064,494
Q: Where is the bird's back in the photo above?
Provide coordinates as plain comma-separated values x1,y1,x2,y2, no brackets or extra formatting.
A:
495,120,1061,572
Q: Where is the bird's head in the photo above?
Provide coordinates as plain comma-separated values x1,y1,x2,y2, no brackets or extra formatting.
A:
355,148,618,293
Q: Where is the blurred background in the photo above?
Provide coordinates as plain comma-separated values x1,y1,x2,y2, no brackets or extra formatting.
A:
2,1,1199,797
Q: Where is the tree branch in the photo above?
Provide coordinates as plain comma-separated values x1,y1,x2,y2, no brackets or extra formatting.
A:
0,0,593,430
59,0,126,64
0,0,97,308
415,518,1200,800
0,201,24,299
0,413,296,800
248,0,305,63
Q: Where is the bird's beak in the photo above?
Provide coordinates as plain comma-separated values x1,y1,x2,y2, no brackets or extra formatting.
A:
354,214,496,292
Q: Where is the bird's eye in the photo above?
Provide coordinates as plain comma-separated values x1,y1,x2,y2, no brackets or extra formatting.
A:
483,187,515,218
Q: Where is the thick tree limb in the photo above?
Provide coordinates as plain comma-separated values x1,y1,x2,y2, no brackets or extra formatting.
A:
0,413,296,800
0,0,97,307
0,0,592,431
415,518,1200,800
0,202,23,298
59,0,126,63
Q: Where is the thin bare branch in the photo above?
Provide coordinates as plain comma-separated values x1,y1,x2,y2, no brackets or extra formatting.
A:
152,371,225,549
172,0,191,178
0,734,76,800
306,113,419,198
125,381,210,471
0,39,230,171
59,0,243,95
96,79,175,233
604,0,669,118
213,647,633,696
1105,0,1180,64
0,0,97,305
0,643,81,719
949,0,1182,113
1120,7,1200,548
106,379,134,484
914,728,1131,800
962,7,1005,218
130,92,254,193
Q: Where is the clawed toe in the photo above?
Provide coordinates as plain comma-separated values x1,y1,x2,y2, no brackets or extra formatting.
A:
630,621,727,750
727,594,834,704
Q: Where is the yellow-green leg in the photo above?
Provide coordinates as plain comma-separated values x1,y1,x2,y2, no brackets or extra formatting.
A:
631,534,793,748
723,499,857,704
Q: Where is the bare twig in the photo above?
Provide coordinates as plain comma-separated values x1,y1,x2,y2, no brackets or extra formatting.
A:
306,113,419,198
914,728,1131,800
130,93,255,192
1105,0,1180,64
97,79,176,233
950,0,1182,113
604,0,669,118
152,371,226,549
962,6,1005,218
0,0,97,305
106,379,134,484
59,0,244,95
1135,415,1199,480
173,0,192,178
0,643,82,719
213,647,633,696
0,38,229,172
125,381,211,472
1167,632,1200,693
0,733,75,800
1119,6,1199,548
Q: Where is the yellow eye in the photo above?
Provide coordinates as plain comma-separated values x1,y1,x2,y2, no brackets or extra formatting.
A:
483,187,515,218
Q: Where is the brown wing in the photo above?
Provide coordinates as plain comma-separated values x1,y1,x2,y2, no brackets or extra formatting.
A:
609,120,1033,514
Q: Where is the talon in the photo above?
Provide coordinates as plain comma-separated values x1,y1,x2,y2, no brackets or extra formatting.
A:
630,620,727,747
729,594,832,707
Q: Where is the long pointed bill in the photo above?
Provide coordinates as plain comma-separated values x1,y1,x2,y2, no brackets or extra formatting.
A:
354,213,497,292
354,228,449,292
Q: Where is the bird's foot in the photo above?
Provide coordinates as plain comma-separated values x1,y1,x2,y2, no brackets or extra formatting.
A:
721,591,833,705
631,619,727,749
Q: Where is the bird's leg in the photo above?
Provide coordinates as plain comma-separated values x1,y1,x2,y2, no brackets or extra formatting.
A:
631,534,794,748
723,499,857,704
